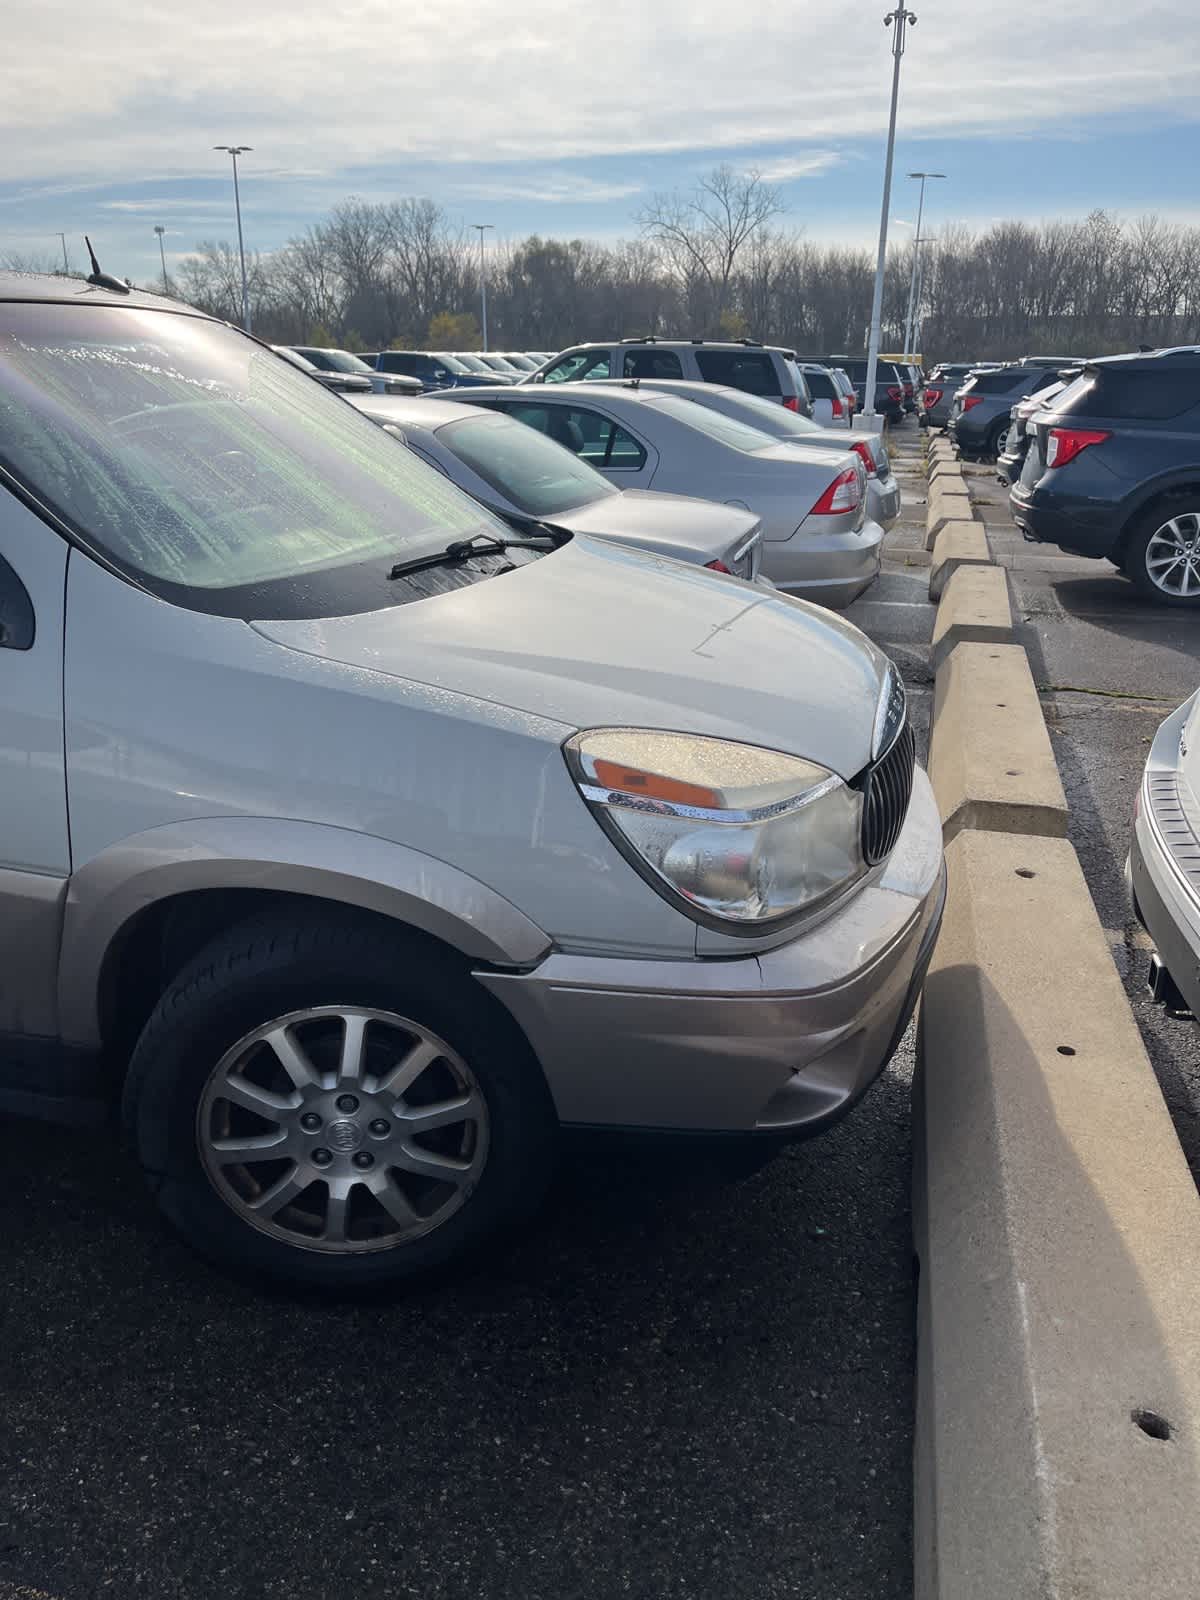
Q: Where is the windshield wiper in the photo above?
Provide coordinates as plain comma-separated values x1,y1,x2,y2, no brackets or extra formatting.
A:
387,530,559,581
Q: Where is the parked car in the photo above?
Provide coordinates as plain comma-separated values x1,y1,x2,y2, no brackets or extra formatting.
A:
489,352,542,373
454,382,883,606
1129,690,1200,1021
358,351,503,391
798,362,852,428
350,393,767,581
274,347,372,395
920,365,977,431
831,367,859,422
474,354,529,377
996,376,1075,487
834,359,907,424
633,379,901,530
449,352,518,383
289,347,422,398
0,273,944,1293
952,364,1066,460
1010,350,1200,604
527,339,813,412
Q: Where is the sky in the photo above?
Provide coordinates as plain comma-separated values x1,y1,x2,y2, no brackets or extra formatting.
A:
3,0,1200,284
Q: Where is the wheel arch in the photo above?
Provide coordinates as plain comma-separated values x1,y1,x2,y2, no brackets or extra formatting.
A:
1115,476,1200,560
60,817,552,1053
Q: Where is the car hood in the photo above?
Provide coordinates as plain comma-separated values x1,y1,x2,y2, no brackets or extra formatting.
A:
557,490,758,562
251,537,888,779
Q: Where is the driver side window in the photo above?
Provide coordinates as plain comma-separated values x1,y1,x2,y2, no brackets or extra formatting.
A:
541,350,612,384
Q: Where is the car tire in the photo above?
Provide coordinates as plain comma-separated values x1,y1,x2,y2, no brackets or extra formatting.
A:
987,423,1010,462
1123,503,1200,606
122,909,558,1294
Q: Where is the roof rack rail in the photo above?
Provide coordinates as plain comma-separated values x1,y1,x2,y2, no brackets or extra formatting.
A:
619,335,657,344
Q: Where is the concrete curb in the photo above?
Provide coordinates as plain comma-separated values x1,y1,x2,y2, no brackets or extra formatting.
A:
925,488,975,550
930,565,1013,669
914,829,1200,1598
915,458,1200,1595
927,641,1067,839
928,522,991,600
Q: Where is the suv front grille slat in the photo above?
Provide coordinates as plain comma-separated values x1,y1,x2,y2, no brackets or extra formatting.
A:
861,722,916,865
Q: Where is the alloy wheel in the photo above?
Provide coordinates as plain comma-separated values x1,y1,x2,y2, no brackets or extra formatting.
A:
1145,514,1200,599
197,1006,489,1253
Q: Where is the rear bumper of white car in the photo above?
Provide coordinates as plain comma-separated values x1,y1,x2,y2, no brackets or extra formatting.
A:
1128,697,1200,1019
478,767,945,1139
761,516,884,609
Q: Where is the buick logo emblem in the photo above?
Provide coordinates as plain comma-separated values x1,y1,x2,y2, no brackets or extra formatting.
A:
327,1119,363,1153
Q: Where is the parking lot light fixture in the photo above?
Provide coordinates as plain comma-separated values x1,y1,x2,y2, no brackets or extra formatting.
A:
473,224,494,351
214,145,253,333
904,172,945,359
861,8,917,433
154,224,168,294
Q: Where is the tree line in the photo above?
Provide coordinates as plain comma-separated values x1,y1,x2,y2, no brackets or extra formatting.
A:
11,168,1200,362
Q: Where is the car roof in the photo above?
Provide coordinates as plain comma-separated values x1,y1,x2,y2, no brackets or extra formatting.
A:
0,270,209,316
350,395,480,427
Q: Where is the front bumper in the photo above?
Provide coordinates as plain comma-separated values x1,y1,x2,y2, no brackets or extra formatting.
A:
1129,699,1200,1020
478,767,946,1137
760,516,884,609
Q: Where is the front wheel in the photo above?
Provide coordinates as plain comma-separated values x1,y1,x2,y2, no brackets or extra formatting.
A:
122,912,558,1293
1123,505,1200,606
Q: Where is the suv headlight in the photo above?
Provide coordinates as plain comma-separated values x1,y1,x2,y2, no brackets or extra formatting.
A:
565,729,864,928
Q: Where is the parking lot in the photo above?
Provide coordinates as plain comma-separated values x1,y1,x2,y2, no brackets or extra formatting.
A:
3,420,1198,1600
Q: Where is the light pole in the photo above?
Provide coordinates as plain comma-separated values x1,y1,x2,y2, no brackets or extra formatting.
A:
154,224,169,294
903,171,944,358
860,7,917,432
473,224,493,350
214,145,253,332
56,233,70,275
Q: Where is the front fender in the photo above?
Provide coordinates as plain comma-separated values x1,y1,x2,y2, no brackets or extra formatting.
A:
59,816,552,1048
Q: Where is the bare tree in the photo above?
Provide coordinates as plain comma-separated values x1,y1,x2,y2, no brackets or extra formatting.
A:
637,165,782,332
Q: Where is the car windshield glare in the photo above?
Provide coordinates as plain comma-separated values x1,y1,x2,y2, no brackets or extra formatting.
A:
715,389,825,436
643,393,780,453
0,304,498,609
440,413,617,516
316,349,374,375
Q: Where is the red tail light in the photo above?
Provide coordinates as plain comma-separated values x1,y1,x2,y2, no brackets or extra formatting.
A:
809,466,862,516
850,439,877,476
705,559,733,574
961,394,984,412
887,386,903,401
1045,427,1111,469
923,388,943,407
783,395,800,413
830,395,844,417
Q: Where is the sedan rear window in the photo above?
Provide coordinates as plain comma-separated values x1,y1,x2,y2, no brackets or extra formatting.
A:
644,393,778,452
0,303,496,616
438,413,617,516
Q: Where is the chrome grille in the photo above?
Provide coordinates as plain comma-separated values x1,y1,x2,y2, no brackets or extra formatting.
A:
861,722,916,865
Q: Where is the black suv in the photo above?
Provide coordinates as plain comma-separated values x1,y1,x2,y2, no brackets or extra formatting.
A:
823,358,907,423
951,365,1065,460
1009,350,1200,605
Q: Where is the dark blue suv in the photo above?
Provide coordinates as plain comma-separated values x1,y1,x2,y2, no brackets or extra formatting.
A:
358,351,507,392
1010,350,1200,605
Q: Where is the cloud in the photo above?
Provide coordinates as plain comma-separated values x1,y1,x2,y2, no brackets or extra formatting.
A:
753,152,844,183
444,173,645,204
101,198,230,213
0,0,1196,188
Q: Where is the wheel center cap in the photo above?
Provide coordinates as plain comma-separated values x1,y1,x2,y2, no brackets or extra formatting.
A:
327,1119,363,1154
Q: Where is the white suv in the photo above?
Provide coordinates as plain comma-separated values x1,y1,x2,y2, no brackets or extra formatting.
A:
528,340,814,414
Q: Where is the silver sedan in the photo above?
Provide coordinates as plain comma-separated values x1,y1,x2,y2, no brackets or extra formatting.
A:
350,394,767,581
634,379,901,531
448,383,883,608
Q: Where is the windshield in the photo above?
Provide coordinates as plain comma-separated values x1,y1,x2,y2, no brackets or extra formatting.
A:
0,304,500,617
453,353,492,373
429,353,471,374
705,388,824,437
481,356,521,373
643,393,779,453
439,412,617,516
501,354,539,372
